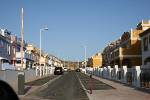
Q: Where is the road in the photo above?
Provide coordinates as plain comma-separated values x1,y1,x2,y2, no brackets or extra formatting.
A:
22,71,115,100
25,71,89,100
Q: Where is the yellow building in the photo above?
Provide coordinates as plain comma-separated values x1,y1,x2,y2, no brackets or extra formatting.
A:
26,44,40,68
120,20,150,67
87,53,102,68
102,20,150,68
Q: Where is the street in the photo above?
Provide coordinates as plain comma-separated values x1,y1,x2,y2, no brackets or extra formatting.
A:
23,71,89,100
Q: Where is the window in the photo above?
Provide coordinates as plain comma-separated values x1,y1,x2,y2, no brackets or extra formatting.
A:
143,37,148,51
16,60,21,64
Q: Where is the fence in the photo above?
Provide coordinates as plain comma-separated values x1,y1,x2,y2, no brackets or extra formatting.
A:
0,68,54,93
86,65,143,88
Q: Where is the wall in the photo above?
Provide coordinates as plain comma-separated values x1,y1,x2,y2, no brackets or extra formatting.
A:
0,69,40,93
0,70,19,92
87,65,142,88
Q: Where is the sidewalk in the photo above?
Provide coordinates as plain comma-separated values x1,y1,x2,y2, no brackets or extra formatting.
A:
85,74,150,100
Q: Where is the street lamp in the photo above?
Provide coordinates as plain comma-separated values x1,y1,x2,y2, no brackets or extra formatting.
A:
84,45,87,74
39,27,48,77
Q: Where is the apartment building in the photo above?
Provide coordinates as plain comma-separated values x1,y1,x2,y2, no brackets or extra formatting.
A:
15,38,34,70
102,20,150,68
120,21,150,67
87,53,103,68
139,28,150,87
140,28,150,67
0,29,11,69
102,39,121,67
10,35,17,66
26,44,40,68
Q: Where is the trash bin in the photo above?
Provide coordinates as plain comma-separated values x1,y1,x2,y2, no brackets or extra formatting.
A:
18,72,25,95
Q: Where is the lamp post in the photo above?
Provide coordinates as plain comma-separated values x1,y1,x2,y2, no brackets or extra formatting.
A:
39,27,48,77
84,45,87,74
21,8,24,70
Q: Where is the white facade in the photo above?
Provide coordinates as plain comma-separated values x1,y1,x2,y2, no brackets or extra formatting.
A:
140,30,150,68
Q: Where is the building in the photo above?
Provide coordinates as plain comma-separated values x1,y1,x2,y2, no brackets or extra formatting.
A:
0,29,11,69
87,53,103,68
102,20,150,68
92,53,102,68
139,28,150,88
120,21,150,67
140,28,150,67
10,35,17,66
102,39,121,67
26,44,40,68
15,38,34,70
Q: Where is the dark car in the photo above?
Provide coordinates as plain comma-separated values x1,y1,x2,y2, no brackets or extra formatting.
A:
76,68,80,72
54,67,63,75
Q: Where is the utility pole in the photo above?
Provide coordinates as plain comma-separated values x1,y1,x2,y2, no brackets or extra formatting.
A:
21,8,24,70
84,46,87,74
64,58,65,68
78,59,79,68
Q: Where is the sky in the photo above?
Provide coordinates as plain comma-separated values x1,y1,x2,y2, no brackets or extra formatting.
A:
0,0,150,61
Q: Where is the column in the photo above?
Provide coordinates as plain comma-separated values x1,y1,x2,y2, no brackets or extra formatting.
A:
123,66,127,83
134,66,141,87
108,66,111,79
114,65,118,80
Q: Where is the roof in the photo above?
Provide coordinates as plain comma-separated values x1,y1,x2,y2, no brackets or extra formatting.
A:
139,28,150,37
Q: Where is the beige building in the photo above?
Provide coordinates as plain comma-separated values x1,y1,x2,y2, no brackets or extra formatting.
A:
102,20,150,68
87,53,102,68
26,44,40,68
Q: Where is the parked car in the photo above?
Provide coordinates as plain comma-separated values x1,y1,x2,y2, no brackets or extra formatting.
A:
63,67,68,72
54,67,63,75
76,68,80,72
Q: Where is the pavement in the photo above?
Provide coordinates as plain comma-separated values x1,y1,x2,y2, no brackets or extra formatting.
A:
83,73,150,100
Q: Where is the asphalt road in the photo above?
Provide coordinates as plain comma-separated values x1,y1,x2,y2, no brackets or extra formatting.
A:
30,71,89,100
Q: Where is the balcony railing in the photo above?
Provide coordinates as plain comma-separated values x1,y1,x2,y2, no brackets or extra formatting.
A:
16,52,35,61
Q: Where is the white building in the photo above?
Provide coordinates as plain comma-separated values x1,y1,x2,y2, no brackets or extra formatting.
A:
140,28,150,69
139,27,150,88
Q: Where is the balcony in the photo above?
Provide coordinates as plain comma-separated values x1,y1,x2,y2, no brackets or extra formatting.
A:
16,52,34,61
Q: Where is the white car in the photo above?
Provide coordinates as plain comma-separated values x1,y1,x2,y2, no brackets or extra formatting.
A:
63,67,68,72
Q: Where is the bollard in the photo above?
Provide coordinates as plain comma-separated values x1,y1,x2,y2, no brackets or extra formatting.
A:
89,74,92,94
18,72,25,95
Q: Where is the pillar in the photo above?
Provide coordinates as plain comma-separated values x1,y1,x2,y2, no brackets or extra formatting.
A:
122,66,127,83
114,65,118,80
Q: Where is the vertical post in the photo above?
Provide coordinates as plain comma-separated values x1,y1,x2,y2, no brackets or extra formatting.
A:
84,46,87,74
40,29,42,77
21,8,24,70
64,58,65,67
78,59,79,68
